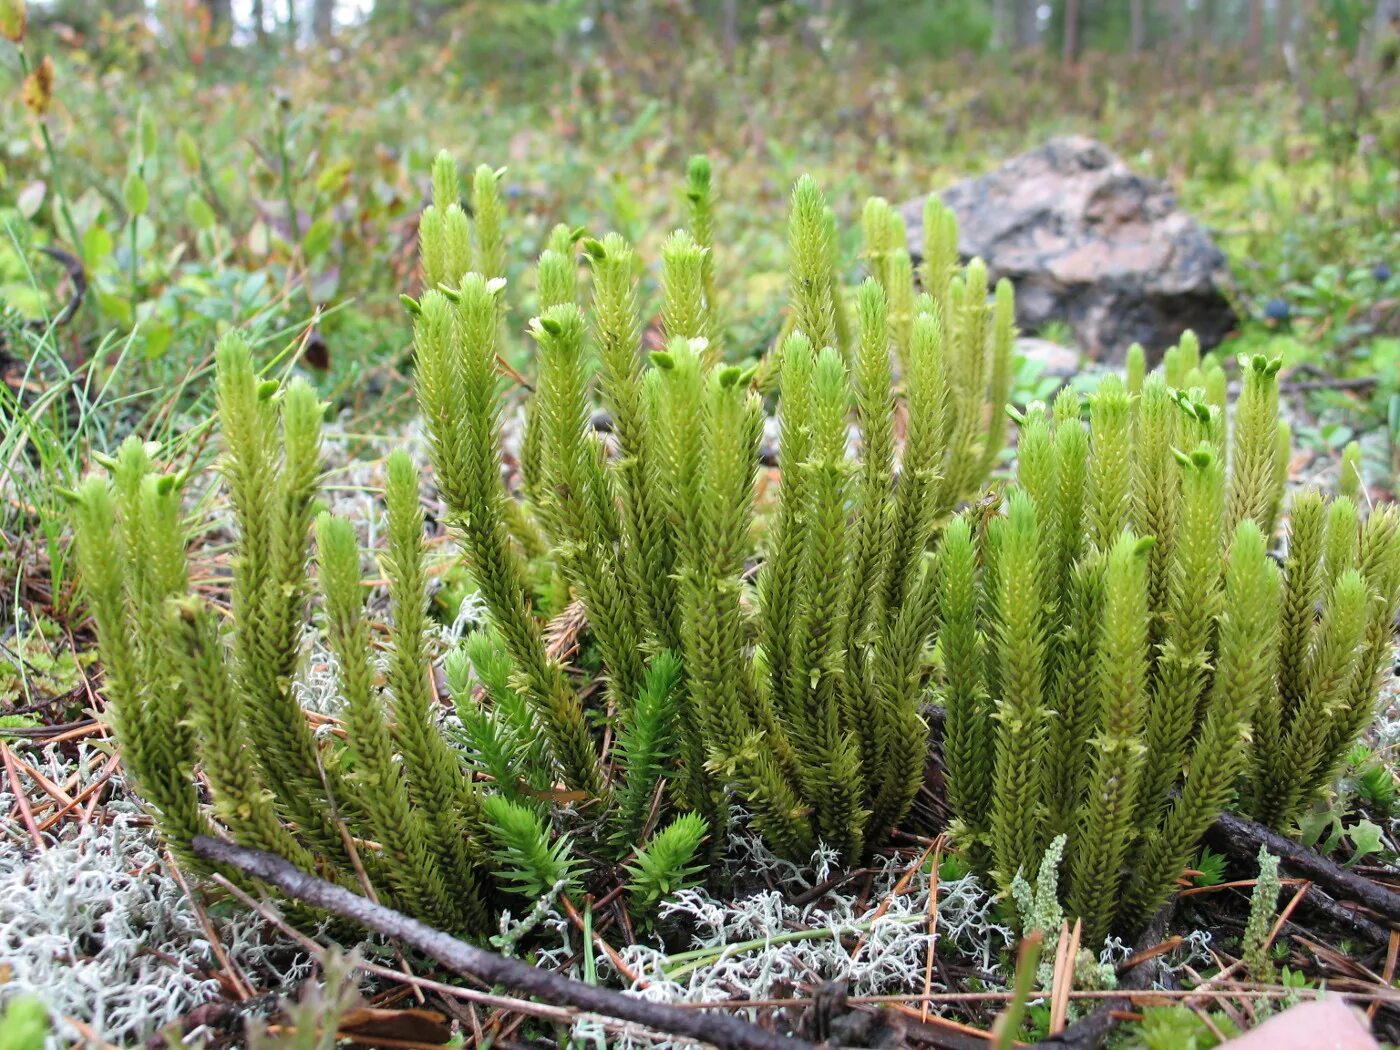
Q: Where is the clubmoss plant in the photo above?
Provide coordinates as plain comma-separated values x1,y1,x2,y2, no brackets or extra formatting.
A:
1242,847,1282,981
413,158,1013,864
70,155,1009,944
939,343,1400,944
70,338,707,936
70,339,496,933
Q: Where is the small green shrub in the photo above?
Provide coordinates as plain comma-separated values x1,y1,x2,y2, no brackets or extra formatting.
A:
940,343,1400,943
69,148,1397,955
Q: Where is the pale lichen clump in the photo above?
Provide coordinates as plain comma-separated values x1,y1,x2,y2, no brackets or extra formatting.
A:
0,745,314,1047
567,833,1013,1048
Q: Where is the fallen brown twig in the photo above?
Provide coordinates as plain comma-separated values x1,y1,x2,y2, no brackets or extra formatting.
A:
1032,903,1176,1049
192,836,816,1050
1207,812,1400,927
1293,884,1393,947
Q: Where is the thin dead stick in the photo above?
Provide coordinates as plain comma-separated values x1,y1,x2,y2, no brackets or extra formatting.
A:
1177,877,1306,898
165,852,254,1001
1191,1006,1230,1043
1279,376,1378,394
1209,812,1400,924
1262,879,1312,958
37,751,121,833
1035,903,1175,1050
466,1003,485,1045
677,985,1400,1010
194,837,816,1050
211,873,703,1048
1047,922,1073,1035
561,894,646,988
333,800,424,1006
1290,932,1388,985
12,750,75,808
886,1000,999,1044
263,1029,445,1050
788,865,873,908
1048,919,1082,1036
850,838,938,961
64,1016,122,1050
1182,957,1249,1013
920,835,945,1024
80,775,106,827
494,352,533,391
1369,930,1400,1023
1,742,46,851
1221,981,1253,1034
0,719,107,745
1114,936,1182,974
53,751,100,797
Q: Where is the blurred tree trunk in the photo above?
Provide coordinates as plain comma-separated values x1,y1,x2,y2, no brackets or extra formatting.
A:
1247,0,1263,57
313,0,334,41
1015,0,1039,49
1062,0,1080,65
992,0,1008,48
251,0,268,41
721,0,738,63
203,0,232,25
1369,0,1400,70
1129,0,1146,52
1172,0,1190,51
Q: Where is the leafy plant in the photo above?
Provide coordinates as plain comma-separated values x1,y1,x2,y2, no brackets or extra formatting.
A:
1248,486,1400,829
481,794,581,900
0,996,48,1050
68,342,496,933
1242,847,1282,982
412,156,1012,864
68,332,720,936
624,811,709,915
1008,835,1115,995
940,343,1400,944
68,152,1009,944
1299,808,1390,868
245,949,364,1050
1134,1005,1239,1050
1342,744,1399,818
1192,847,1228,889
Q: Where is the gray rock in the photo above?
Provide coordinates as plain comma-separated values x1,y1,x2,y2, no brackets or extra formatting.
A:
1016,336,1081,379
901,136,1236,361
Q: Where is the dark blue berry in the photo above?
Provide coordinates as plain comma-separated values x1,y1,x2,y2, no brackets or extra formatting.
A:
1263,298,1291,323
1374,263,1392,282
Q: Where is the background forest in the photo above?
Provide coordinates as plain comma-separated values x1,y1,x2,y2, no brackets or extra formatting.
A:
3,1,1400,1048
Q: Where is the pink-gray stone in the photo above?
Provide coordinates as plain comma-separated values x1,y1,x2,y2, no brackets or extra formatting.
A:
1015,337,1081,379
901,136,1236,361
1220,996,1377,1049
